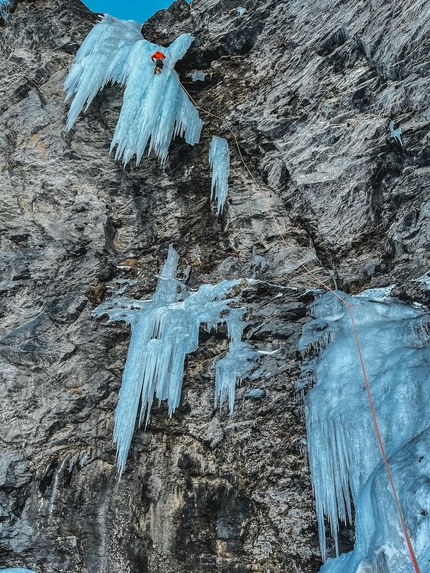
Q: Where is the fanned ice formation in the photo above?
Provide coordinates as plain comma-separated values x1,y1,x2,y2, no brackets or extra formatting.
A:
94,246,258,476
209,136,230,214
299,290,430,572
64,16,203,164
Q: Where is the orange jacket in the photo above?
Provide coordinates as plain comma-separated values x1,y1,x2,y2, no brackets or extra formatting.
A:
151,51,166,63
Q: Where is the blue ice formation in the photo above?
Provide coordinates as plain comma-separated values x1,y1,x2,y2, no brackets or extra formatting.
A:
0,0,11,18
321,428,430,573
416,271,430,289
209,136,230,214
389,120,403,146
244,388,264,398
189,70,207,82
64,16,203,164
299,290,430,572
94,245,258,475
1,569,38,573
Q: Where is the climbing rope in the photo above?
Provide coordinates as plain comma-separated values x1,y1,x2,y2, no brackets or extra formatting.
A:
178,79,422,573
349,307,421,573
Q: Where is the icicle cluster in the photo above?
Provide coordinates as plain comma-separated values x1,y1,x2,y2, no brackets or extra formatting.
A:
93,246,258,476
64,16,203,164
299,289,430,572
209,136,230,214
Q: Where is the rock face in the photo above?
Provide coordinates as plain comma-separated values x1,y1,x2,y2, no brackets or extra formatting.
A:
0,0,429,572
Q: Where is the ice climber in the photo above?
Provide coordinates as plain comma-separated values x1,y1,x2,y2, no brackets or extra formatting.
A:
151,50,166,74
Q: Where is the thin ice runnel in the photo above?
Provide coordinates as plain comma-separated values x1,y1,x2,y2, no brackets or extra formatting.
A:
94,246,259,476
299,290,430,572
64,15,203,165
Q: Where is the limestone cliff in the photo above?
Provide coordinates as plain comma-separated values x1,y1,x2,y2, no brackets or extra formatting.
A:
0,0,429,572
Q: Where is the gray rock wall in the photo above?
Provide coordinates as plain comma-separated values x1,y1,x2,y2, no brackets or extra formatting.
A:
0,0,429,571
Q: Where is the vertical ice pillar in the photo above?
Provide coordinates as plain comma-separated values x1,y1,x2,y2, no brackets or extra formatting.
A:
209,136,230,215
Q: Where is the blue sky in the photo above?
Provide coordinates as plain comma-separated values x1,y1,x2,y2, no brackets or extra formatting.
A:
82,0,190,23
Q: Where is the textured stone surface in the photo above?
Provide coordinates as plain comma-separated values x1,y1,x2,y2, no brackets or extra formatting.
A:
0,0,429,571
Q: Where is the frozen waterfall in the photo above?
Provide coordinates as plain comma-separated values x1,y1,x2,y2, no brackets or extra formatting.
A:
94,246,258,476
299,289,430,572
64,16,203,164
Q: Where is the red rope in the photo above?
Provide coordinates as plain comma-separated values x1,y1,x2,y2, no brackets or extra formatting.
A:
178,80,421,572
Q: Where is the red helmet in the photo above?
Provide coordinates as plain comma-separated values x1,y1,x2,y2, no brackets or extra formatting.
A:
151,51,166,62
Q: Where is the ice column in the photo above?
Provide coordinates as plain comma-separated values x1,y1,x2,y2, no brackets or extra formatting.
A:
209,136,230,214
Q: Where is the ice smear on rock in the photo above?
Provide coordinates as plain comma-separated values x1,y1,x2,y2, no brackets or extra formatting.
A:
1,570,38,573
94,246,258,475
209,136,230,214
415,271,430,289
244,388,264,398
389,120,403,146
65,16,203,164
299,290,430,572
188,70,207,82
